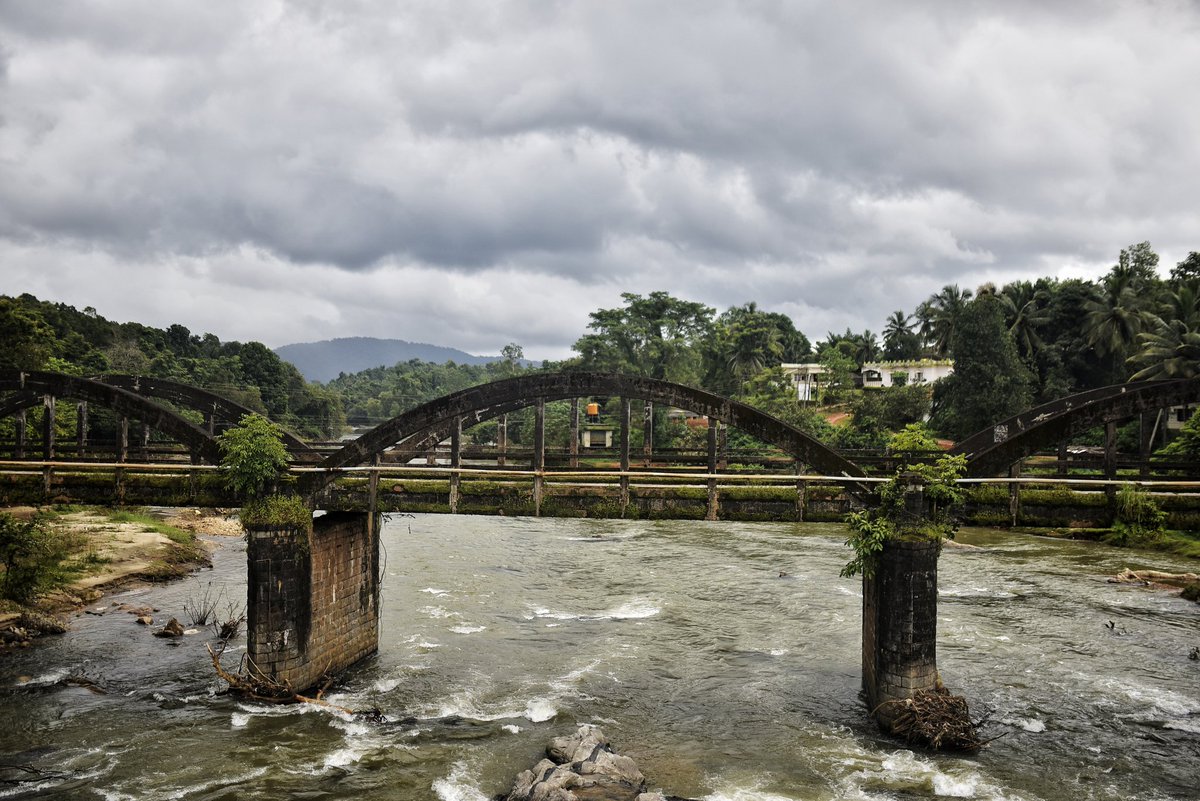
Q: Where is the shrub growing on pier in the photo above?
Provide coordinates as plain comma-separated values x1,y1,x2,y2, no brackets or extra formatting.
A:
216,414,290,500
841,455,966,578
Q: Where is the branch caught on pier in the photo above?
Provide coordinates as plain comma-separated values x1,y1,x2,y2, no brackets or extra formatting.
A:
206,643,349,712
875,688,983,751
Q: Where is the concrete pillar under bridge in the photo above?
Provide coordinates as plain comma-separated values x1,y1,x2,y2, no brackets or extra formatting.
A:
860,473,945,732
861,539,940,724
245,510,380,692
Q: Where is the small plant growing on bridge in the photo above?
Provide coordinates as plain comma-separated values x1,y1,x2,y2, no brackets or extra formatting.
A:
217,414,290,500
841,454,966,578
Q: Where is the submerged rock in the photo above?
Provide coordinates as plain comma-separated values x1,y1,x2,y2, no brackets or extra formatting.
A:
503,724,696,801
154,617,184,638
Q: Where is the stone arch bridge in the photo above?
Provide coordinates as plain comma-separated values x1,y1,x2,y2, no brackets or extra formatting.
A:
5,368,1197,481
4,369,1199,730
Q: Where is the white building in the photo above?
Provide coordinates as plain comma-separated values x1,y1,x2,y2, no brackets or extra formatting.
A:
860,360,954,389
780,363,828,402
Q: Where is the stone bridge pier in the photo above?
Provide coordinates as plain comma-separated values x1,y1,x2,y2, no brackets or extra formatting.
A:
861,475,941,729
245,510,380,691
861,539,940,724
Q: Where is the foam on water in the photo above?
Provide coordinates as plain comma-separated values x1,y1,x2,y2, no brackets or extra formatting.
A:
450,625,487,634
840,750,1024,800
524,697,558,722
17,667,69,687
999,717,1046,733
704,790,800,801
433,761,491,801
161,766,270,799
528,597,661,621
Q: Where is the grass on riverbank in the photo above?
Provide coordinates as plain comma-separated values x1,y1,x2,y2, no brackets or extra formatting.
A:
1022,526,1200,560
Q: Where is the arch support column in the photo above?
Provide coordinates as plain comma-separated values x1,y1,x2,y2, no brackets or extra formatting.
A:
246,510,379,692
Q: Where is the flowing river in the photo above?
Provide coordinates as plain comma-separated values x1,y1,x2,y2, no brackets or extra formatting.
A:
2,515,1198,800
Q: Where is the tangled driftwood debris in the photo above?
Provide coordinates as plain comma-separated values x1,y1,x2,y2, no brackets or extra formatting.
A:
206,643,350,712
874,688,985,751
1109,568,1198,588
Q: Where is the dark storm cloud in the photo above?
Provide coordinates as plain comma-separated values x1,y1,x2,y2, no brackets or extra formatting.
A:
2,1,1199,353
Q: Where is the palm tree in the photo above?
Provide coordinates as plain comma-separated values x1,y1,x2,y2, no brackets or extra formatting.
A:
1128,319,1200,379
1000,282,1051,360
1084,272,1150,361
927,285,973,356
856,330,881,364
883,310,912,342
882,310,921,360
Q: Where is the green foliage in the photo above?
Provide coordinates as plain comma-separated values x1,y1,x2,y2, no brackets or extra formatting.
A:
840,455,966,578
328,358,529,430
888,423,940,454
1021,487,1110,507
931,294,1035,440
1107,484,1166,547
239,494,313,531
816,344,857,404
841,510,891,580
0,293,345,438
842,388,934,448
217,414,290,501
573,291,714,383
1155,407,1200,461
105,510,192,543
0,513,72,603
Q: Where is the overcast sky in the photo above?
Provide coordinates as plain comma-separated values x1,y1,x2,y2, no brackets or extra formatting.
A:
3,1,1199,361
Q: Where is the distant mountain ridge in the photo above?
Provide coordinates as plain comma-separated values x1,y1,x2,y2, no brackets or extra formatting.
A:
274,337,499,383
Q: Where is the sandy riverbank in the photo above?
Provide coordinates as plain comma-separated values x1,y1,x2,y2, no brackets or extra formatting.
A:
0,506,242,642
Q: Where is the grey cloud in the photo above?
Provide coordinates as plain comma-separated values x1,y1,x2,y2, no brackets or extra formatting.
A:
2,0,1199,355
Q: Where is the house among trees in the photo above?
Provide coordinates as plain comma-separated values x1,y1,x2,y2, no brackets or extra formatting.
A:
860,359,954,389
780,363,827,402
782,359,954,402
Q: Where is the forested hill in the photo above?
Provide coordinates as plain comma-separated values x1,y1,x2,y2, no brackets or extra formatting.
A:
0,293,344,438
274,337,497,383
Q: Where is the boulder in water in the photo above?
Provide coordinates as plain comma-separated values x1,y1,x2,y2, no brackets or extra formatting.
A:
154,617,184,638
503,724,694,801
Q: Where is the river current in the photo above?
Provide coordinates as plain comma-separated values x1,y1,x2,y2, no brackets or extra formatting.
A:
1,516,1197,800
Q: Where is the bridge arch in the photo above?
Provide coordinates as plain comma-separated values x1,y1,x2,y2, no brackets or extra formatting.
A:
95,375,315,457
0,370,223,464
951,378,1200,477
306,372,864,492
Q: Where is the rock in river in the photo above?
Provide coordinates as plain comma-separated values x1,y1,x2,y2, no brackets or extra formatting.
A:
502,724,695,801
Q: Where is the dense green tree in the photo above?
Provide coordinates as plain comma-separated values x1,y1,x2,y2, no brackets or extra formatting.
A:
1128,319,1200,379
1085,270,1151,362
216,414,290,500
1170,252,1200,284
930,293,1035,440
0,299,57,369
0,294,345,438
573,291,714,383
